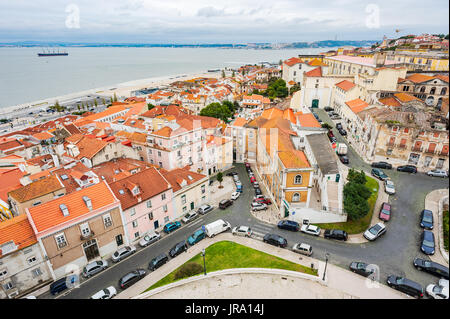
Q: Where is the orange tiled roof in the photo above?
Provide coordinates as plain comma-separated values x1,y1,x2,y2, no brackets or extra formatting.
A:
345,98,370,114
160,167,206,193
379,97,401,107
393,93,423,103
296,113,321,128
153,126,173,138
0,215,37,256
27,181,118,233
335,80,356,91
304,67,322,77
8,175,64,203
232,117,248,127
74,136,109,160
284,57,303,67
32,131,54,141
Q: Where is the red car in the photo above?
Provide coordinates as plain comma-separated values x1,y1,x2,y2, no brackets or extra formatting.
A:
379,202,391,221
245,162,250,168
250,176,256,183
254,197,272,205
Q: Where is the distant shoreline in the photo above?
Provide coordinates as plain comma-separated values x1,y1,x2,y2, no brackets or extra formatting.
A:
0,70,220,117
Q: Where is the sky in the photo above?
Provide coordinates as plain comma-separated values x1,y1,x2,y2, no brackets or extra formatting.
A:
0,0,448,43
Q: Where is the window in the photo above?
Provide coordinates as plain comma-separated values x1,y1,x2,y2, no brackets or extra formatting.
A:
163,204,168,212
148,212,153,220
161,193,166,200
158,151,161,157
32,201,42,206
132,187,140,195
134,232,139,239
31,268,42,278
292,193,300,202
0,269,7,280
132,220,138,228
80,223,90,236
103,214,112,228
3,282,14,290
183,206,187,212
181,195,186,205
147,200,152,208
164,216,169,223
55,233,67,249
130,208,136,216
27,256,37,265
201,185,206,194
294,175,302,184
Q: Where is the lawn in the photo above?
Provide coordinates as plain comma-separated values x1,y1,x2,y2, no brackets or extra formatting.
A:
444,210,449,252
314,175,379,234
144,240,318,292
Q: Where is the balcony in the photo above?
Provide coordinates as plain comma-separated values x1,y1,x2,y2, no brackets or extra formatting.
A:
411,146,422,152
424,149,436,155
80,231,95,241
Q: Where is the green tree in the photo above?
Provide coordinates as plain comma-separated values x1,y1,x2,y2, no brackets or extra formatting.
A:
173,263,203,280
266,79,288,100
102,98,106,105
199,102,232,122
217,172,223,188
222,100,235,113
347,168,367,185
113,93,118,102
232,70,235,77
289,83,300,95
94,99,98,107
222,70,225,78
147,103,155,110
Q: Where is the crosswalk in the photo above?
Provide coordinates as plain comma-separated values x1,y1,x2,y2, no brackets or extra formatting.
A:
250,223,275,238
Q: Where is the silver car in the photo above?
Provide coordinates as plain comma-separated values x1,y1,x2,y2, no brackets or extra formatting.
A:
292,243,313,256
91,286,117,299
232,226,253,237
384,180,395,195
82,260,108,278
363,222,386,241
181,211,199,223
138,231,160,247
251,202,267,211
300,224,321,236
427,169,448,178
112,245,136,263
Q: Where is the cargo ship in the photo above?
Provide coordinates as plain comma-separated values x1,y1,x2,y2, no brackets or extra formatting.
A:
37,49,68,57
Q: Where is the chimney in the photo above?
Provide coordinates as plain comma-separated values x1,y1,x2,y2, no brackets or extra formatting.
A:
373,52,387,68
60,204,69,217
82,196,93,210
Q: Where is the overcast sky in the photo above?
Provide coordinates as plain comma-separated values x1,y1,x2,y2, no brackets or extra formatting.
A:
0,0,448,43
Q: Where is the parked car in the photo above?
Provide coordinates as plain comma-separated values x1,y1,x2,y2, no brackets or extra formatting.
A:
49,274,78,295
163,221,182,234
413,258,449,279
300,224,321,236
324,229,348,241
371,161,392,169
277,220,300,232
384,180,395,195
397,165,417,173
236,184,243,193
427,169,448,178
187,229,206,246
204,219,231,237
181,210,199,224
82,260,108,278
420,230,435,255
292,243,313,256
226,171,238,176
338,128,347,136
254,197,272,205
386,275,424,298
371,168,388,181
231,191,240,200
233,175,240,182
339,155,349,164
252,181,260,188
363,222,386,241
420,209,434,230
148,253,169,271
112,245,136,263
426,282,449,299
90,286,117,299
254,187,262,196
324,107,334,112
169,240,188,258
139,231,161,247
379,202,392,222
235,181,242,188
245,162,251,168
349,262,374,277
118,269,146,289
251,202,267,211
232,225,253,237
197,204,213,215
335,122,343,130
250,176,256,183
219,199,233,209
263,234,288,248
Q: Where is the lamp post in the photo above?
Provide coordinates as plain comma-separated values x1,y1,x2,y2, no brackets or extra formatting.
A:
201,249,207,276
322,252,330,281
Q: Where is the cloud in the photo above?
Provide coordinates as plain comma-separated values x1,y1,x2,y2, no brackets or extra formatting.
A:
196,6,227,17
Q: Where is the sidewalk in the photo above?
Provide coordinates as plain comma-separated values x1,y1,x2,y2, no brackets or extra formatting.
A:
424,188,449,266
116,233,408,299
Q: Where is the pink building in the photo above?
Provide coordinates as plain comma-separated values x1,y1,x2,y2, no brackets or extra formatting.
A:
108,167,174,243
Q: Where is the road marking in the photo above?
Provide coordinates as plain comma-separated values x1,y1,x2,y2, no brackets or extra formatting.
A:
186,218,204,228
252,231,265,238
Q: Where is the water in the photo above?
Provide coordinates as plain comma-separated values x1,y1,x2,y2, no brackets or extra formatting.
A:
0,47,330,108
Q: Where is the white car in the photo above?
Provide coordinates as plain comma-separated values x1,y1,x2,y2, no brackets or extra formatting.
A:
300,224,321,236
231,192,240,200
233,175,240,182
363,222,386,241
111,245,136,263
427,169,448,178
91,286,117,299
138,231,161,247
232,226,253,237
384,180,395,195
181,211,199,223
426,282,449,299
292,243,313,256
251,202,267,211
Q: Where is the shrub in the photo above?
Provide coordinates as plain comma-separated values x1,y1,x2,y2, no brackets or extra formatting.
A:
444,211,449,252
173,262,203,280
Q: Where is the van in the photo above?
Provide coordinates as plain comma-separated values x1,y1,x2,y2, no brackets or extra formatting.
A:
50,274,78,295
219,199,233,209
204,219,231,238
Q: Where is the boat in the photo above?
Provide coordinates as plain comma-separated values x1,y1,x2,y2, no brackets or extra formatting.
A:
207,69,220,72
37,48,68,57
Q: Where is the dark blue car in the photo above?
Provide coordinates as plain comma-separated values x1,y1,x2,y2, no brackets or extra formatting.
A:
420,209,434,230
420,230,435,255
187,229,206,245
277,220,300,232
163,221,182,234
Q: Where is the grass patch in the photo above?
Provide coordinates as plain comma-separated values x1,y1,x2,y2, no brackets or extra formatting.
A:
444,210,449,252
144,240,318,292
314,175,379,234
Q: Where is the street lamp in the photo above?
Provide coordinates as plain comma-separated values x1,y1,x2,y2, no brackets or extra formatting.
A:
201,249,207,276
322,252,330,281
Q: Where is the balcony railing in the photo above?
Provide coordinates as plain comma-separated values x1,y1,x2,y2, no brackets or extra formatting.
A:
411,146,422,152
80,231,95,240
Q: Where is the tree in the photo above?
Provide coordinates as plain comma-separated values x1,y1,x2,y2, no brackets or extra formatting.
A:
266,78,288,100
217,172,223,188
289,83,300,95
94,99,98,107
222,100,235,113
232,70,235,77
174,262,203,280
102,98,106,105
321,123,332,130
147,103,155,110
199,102,232,122
113,93,118,102
222,70,225,78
